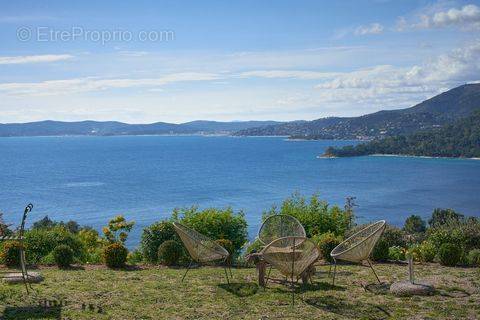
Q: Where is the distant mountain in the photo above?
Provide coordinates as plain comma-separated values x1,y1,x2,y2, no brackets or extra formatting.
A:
323,109,480,158
235,84,480,139
0,120,282,137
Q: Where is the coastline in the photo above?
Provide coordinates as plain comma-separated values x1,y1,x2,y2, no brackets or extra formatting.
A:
317,153,480,160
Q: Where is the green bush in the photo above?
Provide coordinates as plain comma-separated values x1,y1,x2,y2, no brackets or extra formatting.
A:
24,226,85,263
438,243,462,267
103,243,128,268
1,241,23,268
52,245,74,268
157,240,183,266
172,207,248,255
467,249,480,267
404,215,426,234
140,221,178,263
127,249,144,265
263,193,353,238
371,239,390,261
313,232,342,262
418,240,436,262
388,246,406,261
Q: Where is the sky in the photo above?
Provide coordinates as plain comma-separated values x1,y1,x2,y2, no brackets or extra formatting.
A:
0,0,479,124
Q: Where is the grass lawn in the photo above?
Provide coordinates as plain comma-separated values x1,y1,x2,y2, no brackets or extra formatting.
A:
1,262,479,319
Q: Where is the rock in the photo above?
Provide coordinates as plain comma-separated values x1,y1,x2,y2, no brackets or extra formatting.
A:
2,271,44,284
390,280,435,297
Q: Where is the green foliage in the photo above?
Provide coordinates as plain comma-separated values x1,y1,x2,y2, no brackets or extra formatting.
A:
467,249,480,267
102,215,135,244
381,225,407,247
103,242,128,268
157,240,183,266
388,246,406,261
1,241,22,267
313,232,342,262
405,244,421,262
172,206,248,255
52,245,74,268
429,209,464,227
324,110,480,158
371,239,390,261
24,226,85,263
127,249,144,265
245,238,263,254
140,221,178,263
404,215,426,234
418,240,436,262
78,228,103,252
0,212,13,237
438,243,462,267
263,193,353,238
32,215,81,233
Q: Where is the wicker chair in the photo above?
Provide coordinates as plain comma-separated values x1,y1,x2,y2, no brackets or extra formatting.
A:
330,220,386,285
261,236,320,305
0,204,33,293
172,222,231,283
258,214,306,246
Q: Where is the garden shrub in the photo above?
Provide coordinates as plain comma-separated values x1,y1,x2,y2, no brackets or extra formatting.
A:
127,249,144,265
388,246,406,261
157,240,183,266
24,226,85,263
103,242,128,268
172,207,248,255
263,193,353,238
140,221,178,263
429,208,464,227
102,215,134,244
467,249,480,267
371,239,390,261
1,241,22,267
405,244,421,261
418,240,436,262
52,244,74,268
403,215,426,234
438,243,462,267
313,232,342,262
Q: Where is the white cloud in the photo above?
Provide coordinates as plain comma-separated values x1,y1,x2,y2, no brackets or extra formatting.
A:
354,23,384,35
237,70,341,80
0,72,220,96
398,4,480,31
316,40,480,91
0,54,73,65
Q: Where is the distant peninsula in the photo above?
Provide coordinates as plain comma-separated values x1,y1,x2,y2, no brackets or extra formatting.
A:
323,110,480,159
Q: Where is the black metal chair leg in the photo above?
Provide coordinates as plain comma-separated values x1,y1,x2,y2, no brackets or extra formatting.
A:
332,259,337,286
181,260,193,282
367,259,381,284
264,266,273,288
223,265,230,284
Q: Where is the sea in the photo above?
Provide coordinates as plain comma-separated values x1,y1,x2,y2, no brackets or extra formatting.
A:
1,135,479,248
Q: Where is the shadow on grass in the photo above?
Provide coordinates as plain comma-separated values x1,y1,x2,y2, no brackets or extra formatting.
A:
304,295,391,319
218,282,259,297
270,281,345,294
1,305,61,320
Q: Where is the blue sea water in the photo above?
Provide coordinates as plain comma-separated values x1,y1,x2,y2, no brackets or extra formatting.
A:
1,135,480,248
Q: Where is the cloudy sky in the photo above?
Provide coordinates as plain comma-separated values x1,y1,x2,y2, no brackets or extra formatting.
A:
1,0,479,123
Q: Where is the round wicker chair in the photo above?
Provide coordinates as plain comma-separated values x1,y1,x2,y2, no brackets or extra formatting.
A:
261,236,320,305
330,220,386,285
258,214,306,246
172,222,231,283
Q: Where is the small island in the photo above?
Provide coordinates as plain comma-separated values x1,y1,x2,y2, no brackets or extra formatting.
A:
323,110,480,158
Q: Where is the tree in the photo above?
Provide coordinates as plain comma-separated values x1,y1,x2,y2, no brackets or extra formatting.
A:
102,215,135,244
32,216,57,229
428,208,464,227
404,215,426,234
